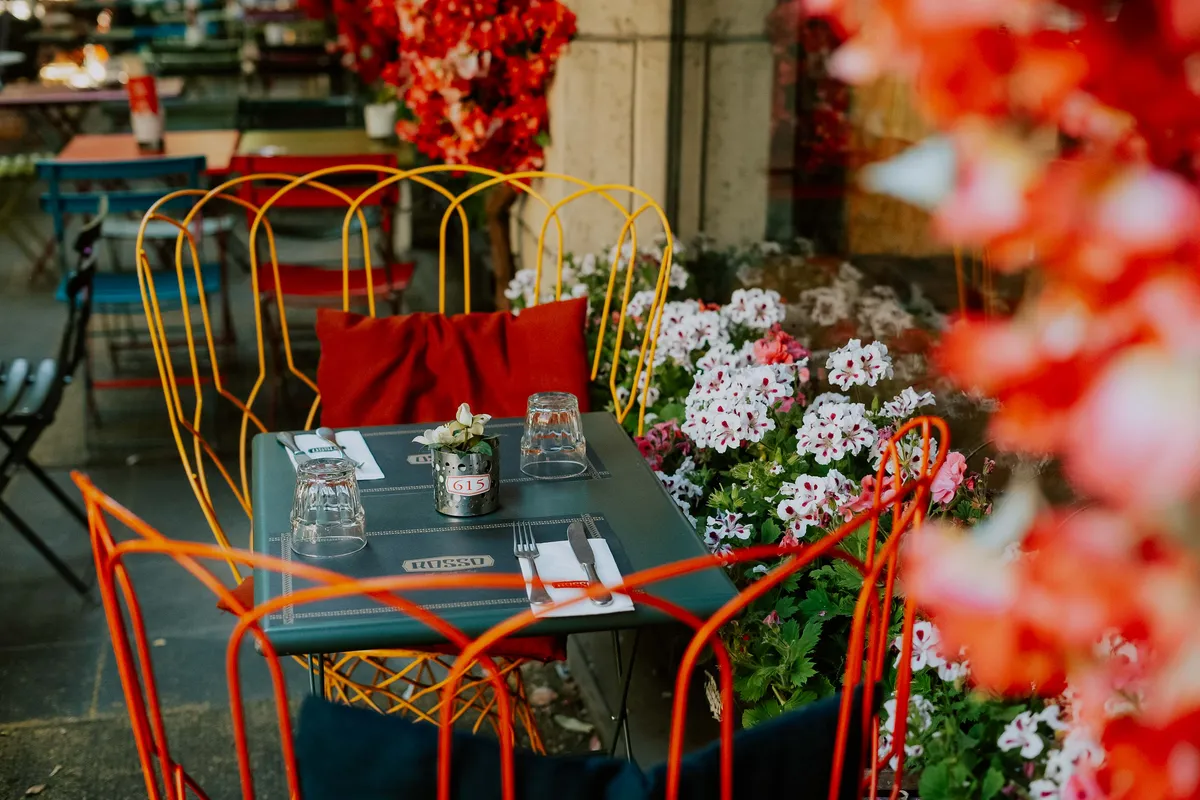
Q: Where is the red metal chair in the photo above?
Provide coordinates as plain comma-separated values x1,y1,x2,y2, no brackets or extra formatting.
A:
72,416,945,800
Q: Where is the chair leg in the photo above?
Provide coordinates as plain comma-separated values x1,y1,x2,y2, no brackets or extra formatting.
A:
609,629,640,761
0,499,91,594
84,340,101,427
16,452,88,527
0,426,88,528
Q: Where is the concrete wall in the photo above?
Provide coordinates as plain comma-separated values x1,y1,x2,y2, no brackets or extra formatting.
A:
515,0,775,271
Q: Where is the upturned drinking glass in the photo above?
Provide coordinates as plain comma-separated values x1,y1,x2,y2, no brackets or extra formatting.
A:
290,457,367,558
519,392,587,479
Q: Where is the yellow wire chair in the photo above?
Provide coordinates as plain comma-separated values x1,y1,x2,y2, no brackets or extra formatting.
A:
133,164,678,742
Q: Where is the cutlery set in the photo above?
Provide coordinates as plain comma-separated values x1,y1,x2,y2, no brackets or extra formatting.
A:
514,519,613,607
276,427,362,467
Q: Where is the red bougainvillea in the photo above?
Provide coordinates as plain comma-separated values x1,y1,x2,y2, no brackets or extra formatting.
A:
302,0,398,86
808,0,1200,797
389,0,577,171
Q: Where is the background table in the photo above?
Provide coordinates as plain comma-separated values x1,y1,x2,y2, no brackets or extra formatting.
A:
237,127,415,166
0,78,185,143
251,413,737,656
55,129,241,175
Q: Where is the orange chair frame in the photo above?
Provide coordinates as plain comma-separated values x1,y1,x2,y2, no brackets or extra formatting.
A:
75,416,947,800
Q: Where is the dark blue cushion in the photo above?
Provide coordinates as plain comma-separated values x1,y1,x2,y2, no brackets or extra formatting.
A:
295,687,867,800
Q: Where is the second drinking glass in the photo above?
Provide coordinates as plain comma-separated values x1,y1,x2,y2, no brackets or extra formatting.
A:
519,392,587,479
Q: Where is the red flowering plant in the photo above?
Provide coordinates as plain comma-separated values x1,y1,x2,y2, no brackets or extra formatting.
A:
391,0,578,308
391,0,576,172
806,0,1200,797
302,0,398,87
319,0,577,308
766,5,851,173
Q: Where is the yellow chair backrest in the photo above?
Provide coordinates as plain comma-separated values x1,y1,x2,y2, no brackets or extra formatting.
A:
135,165,675,580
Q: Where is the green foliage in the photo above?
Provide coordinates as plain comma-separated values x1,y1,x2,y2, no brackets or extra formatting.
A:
981,766,1005,800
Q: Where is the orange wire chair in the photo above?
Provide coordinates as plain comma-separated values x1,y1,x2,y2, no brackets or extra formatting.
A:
74,416,947,800
133,167,680,743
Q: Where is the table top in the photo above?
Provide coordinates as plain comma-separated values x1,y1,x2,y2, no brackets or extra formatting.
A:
237,128,415,166
251,413,737,655
55,129,241,174
0,77,185,106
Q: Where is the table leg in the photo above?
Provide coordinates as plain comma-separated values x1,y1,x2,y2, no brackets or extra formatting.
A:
608,629,640,761
307,653,320,696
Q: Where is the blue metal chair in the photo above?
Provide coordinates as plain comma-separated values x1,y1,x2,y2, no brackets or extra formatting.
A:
37,155,235,403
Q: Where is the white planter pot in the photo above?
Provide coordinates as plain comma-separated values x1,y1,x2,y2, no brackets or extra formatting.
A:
263,23,286,45
364,103,397,140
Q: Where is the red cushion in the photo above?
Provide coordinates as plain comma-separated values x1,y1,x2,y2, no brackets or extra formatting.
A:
257,263,415,298
316,298,591,427
217,578,565,662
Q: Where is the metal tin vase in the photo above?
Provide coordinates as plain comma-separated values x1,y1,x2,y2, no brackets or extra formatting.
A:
431,436,500,517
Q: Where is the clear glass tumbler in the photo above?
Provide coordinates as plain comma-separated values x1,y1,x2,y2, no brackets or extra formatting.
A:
290,457,367,558
519,392,587,479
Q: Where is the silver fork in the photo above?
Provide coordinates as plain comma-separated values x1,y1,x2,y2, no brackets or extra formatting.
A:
513,521,553,605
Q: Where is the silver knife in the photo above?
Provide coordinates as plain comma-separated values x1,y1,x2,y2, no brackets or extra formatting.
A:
567,521,613,606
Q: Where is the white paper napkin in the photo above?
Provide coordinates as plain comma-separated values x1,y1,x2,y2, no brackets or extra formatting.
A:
285,431,385,481
516,538,634,618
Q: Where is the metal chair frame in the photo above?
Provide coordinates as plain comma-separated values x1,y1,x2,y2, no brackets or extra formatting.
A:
133,165,679,745
73,415,945,800
0,202,106,594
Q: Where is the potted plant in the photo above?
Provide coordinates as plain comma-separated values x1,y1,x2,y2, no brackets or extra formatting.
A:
363,83,398,140
415,403,499,516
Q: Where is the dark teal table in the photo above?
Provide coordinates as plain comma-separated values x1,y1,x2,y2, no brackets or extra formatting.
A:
251,412,737,656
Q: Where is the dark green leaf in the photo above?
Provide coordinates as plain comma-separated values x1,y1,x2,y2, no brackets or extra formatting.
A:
809,675,837,699
784,690,818,710
774,595,798,619
658,403,685,422
741,699,783,729
789,657,816,688
795,617,823,656
781,571,802,593
918,763,950,800
981,766,1004,800
473,440,493,456
760,519,782,543
799,587,833,618
735,666,778,703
